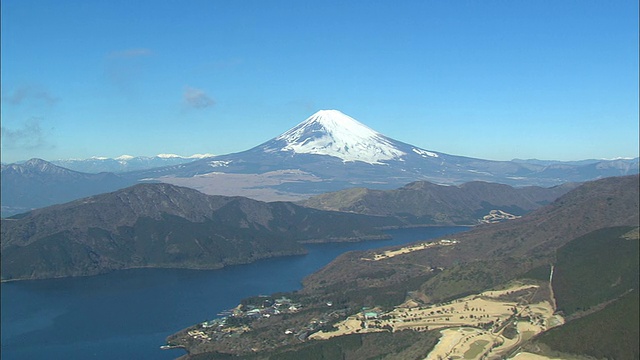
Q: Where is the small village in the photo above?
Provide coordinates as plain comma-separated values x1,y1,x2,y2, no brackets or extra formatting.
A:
179,296,348,344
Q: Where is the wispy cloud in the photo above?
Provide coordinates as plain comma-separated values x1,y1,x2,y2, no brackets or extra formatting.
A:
184,86,215,109
1,118,54,151
108,48,153,59
3,86,59,106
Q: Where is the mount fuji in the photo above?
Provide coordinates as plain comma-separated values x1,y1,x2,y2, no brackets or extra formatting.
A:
266,110,408,164
126,110,639,201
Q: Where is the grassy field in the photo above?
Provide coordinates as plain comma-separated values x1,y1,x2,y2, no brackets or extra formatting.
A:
464,340,490,359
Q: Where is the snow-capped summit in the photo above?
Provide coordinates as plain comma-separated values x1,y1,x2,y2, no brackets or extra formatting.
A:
270,110,406,164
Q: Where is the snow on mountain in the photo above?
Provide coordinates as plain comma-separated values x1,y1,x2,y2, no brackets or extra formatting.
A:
49,154,215,173
269,110,406,164
154,153,214,159
156,153,181,159
187,153,215,159
2,158,73,175
412,148,439,158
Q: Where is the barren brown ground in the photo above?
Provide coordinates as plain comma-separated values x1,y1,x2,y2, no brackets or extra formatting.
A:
156,170,320,202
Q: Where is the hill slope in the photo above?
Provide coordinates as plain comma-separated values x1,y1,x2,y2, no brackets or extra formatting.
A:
166,175,639,358
551,226,639,317
300,180,578,225
301,175,639,296
527,226,639,360
0,183,399,281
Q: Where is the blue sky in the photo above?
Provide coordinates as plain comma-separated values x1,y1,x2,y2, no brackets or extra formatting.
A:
1,0,638,164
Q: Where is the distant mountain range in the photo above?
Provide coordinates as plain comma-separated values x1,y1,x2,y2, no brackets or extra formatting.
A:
49,153,214,173
0,159,136,217
0,183,401,281
2,110,638,216
512,157,638,166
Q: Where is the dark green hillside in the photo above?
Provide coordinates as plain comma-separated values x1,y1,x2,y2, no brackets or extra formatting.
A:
1,214,307,280
552,226,639,316
535,290,639,360
528,226,639,360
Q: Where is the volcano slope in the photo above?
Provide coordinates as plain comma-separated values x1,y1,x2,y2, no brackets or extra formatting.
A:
167,175,638,359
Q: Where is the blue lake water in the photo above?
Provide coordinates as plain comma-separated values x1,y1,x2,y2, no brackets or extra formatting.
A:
0,226,466,359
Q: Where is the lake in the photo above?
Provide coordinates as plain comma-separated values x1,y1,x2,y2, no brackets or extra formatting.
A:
0,226,466,359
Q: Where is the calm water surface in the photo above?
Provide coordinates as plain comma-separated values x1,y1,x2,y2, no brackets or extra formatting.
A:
1,226,466,359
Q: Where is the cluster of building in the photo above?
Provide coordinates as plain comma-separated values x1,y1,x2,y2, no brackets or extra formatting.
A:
183,296,359,345
479,210,521,224
190,297,306,342
285,307,350,341
187,329,211,341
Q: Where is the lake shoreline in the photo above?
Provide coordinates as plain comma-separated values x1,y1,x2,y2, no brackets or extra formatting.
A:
1,226,468,360
1,227,467,282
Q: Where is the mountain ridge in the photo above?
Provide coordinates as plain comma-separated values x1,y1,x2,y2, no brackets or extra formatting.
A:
49,153,215,173
1,159,136,217
301,175,640,295
300,180,579,225
0,183,400,281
